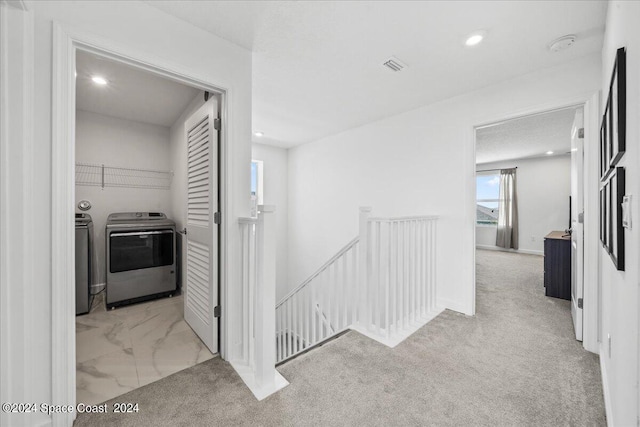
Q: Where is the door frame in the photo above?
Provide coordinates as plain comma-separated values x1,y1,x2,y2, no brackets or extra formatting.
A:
469,92,600,353
51,23,231,424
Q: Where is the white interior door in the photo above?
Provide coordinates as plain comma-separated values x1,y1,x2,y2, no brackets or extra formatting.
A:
571,108,584,341
184,97,219,353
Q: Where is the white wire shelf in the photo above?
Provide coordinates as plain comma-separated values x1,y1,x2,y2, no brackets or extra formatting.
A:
75,163,173,190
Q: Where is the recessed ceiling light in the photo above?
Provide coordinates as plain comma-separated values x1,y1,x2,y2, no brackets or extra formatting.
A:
465,31,486,47
91,76,108,86
254,131,264,137
546,151,554,155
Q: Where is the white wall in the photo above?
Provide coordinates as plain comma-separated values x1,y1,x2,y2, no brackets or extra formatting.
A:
76,110,172,287
476,156,571,255
288,54,600,315
251,143,289,300
599,2,640,425
2,2,252,425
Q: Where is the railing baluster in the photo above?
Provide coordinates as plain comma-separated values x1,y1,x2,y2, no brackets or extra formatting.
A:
398,222,402,329
311,278,317,345
320,272,325,339
276,303,280,362
394,221,399,333
412,220,417,322
375,221,381,335
351,244,357,325
286,298,292,358
335,255,341,330
419,220,424,317
415,220,420,319
366,220,372,330
404,221,409,329
326,266,332,335
431,219,436,311
384,221,390,338
412,220,417,320
342,253,347,329
304,287,312,348
279,303,284,360
335,260,339,330
293,293,298,354
273,210,437,364
428,220,432,312
423,220,428,315
249,224,256,367
299,289,304,352
299,290,304,349
297,291,301,351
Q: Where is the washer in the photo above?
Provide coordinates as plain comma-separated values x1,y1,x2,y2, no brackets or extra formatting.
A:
75,213,93,315
106,212,177,309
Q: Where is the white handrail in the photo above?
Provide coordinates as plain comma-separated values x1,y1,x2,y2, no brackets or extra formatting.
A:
276,236,359,308
368,215,439,222
275,207,439,363
276,238,359,363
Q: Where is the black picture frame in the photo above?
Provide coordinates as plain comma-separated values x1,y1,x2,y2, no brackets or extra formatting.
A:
604,180,611,253
607,167,625,271
600,185,607,248
600,110,609,180
608,47,626,168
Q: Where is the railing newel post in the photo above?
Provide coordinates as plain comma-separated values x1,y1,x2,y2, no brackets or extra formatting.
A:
255,205,276,389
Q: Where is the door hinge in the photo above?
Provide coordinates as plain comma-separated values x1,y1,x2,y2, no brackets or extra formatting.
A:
578,298,583,309
213,118,221,131
578,128,584,139
578,212,584,224
214,211,221,224
214,305,221,318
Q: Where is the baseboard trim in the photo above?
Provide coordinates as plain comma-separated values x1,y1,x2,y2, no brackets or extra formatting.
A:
351,307,445,348
438,297,471,315
476,245,543,256
230,361,289,401
599,344,613,427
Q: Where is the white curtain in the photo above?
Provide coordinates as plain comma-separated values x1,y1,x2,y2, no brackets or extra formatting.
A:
496,168,519,249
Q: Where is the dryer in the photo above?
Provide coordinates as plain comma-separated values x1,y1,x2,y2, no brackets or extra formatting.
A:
106,212,176,309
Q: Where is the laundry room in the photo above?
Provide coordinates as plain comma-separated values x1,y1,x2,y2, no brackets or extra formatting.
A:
74,50,219,405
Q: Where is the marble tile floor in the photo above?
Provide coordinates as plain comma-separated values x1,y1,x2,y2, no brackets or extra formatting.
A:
76,292,215,406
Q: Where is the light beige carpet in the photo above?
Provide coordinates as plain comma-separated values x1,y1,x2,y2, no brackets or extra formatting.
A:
74,249,605,426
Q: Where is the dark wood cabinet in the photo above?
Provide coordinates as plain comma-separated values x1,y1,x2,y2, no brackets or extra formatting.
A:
543,231,571,300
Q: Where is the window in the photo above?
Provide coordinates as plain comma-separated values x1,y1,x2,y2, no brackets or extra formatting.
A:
476,172,500,226
250,160,263,217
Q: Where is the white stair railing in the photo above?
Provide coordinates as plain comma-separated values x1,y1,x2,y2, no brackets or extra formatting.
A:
354,209,439,347
275,207,441,363
233,205,288,400
276,237,360,363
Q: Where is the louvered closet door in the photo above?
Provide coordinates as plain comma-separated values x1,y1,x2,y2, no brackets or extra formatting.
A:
184,98,218,353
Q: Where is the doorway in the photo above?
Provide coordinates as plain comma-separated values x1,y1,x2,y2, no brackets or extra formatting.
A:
473,106,587,340
72,48,224,405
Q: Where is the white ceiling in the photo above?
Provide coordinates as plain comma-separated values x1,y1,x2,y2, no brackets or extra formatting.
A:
475,107,579,164
76,50,200,127
148,0,606,148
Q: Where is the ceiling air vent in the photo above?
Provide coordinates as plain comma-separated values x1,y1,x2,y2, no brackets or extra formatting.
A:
383,57,407,72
